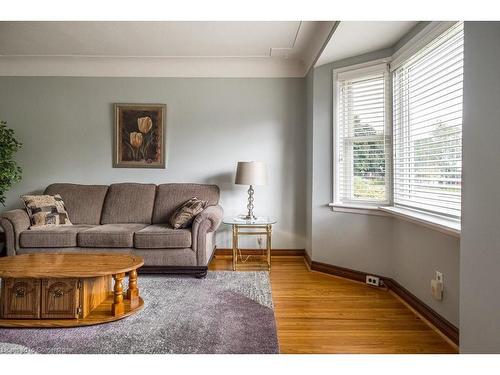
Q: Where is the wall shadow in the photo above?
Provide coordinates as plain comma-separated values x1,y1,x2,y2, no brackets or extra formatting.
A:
205,171,234,193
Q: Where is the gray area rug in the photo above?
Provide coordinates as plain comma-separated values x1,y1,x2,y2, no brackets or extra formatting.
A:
0,271,279,354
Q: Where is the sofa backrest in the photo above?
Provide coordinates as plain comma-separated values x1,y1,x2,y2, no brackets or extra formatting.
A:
101,183,157,224
44,183,109,225
152,183,220,224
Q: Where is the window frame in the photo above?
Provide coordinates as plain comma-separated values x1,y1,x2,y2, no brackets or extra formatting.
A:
332,59,393,209
331,22,463,236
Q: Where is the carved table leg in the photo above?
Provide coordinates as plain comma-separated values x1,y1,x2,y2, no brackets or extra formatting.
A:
126,269,139,309
111,273,125,317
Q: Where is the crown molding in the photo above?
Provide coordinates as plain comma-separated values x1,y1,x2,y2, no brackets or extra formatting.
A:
303,21,338,74
0,55,307,78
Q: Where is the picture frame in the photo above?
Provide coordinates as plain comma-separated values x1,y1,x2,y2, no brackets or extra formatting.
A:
113,103,166,168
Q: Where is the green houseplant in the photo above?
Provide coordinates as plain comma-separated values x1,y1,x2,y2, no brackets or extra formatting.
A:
0,121,22,206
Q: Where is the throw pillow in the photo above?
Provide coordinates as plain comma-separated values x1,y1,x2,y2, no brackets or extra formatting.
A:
170,197,207,229
21,194,73,229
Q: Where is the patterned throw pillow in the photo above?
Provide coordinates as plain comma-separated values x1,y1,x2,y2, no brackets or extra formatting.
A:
170,197,207,229
21,194,73,229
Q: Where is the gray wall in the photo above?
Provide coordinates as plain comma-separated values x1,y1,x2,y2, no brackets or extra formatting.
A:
308,35,461,326
310,52,394,277
0,77,307,250
460,22,500,353
392,221,460,326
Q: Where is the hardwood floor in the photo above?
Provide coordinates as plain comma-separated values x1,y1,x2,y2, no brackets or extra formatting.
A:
209,255,458,354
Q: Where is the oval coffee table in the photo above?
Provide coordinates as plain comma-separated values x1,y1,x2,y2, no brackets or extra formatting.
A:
0,253,144,328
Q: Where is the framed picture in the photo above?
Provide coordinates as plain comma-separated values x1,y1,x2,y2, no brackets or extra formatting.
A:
113,103,166,168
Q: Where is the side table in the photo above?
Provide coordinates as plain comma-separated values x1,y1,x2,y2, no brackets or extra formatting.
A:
222,217,277,271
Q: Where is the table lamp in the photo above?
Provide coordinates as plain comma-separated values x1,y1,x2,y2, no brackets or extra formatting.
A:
235,161,267,220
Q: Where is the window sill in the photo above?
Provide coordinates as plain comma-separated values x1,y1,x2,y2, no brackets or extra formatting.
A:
378,206,460,238
328,203,390,217
329,203,461,237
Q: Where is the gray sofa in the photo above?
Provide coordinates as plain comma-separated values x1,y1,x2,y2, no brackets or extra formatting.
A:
0,183,223,277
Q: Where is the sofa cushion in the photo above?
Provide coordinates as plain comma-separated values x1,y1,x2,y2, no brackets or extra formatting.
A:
21,194,73,228
19,225,94,248
170,198,207,229
44,183,108,225
101,183,156,224
78,224,148,248
152,184,219,224
134,224,192,249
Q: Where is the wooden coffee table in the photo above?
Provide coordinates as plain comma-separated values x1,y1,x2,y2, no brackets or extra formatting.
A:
0,253,144,328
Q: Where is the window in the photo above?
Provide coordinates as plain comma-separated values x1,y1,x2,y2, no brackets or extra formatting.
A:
334,64,391,206
392,22,463,220
332,22,464,227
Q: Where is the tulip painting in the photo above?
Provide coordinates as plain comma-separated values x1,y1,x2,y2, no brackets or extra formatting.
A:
114,104,166,168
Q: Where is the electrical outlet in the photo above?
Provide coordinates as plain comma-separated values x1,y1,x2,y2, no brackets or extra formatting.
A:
431,271,444,300
431,279,444,300
435,271,444,283
366,275,381,286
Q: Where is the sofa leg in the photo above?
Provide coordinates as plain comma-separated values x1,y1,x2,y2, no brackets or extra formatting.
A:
139,265,208,278
195,271,208,279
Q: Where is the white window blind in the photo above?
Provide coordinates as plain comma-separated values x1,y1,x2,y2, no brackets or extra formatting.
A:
392,22,463,220
335,65,391,205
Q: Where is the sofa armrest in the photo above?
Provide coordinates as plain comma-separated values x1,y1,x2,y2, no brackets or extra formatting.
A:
191,205,223,266
0,209,30,256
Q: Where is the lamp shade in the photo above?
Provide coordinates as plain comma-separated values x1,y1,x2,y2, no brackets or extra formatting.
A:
235,161,267,186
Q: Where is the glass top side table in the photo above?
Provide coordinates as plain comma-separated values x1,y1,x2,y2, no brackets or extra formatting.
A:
222,216,277,271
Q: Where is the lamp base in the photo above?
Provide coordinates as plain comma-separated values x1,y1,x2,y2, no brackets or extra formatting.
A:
242,214,257,221
244,185,257,220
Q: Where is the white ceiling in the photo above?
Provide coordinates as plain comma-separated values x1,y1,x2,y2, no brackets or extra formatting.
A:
315,21,418,67
0,21,420,77
0,21,335,77
0,21,298,57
